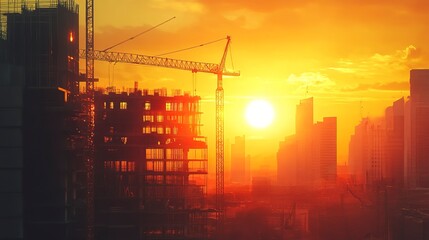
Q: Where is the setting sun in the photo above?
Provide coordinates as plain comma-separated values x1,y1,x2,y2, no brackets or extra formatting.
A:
245,99,275,129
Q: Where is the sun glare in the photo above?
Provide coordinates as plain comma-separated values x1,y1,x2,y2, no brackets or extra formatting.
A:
245,99,275,129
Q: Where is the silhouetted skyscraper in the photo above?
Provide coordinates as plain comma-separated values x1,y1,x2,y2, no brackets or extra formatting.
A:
296,97,314,185
314,117,337,183
348,118,384,187
349,119,367,185
0,63,25,240
277,135,297,186
231,135,246,183
409,69,429,188
384,97,405,186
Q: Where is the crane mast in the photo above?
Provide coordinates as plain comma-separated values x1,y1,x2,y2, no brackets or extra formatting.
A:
215,36,232,229
85,0,95,240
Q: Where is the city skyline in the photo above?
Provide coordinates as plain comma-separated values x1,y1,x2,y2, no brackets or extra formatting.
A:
2,1,429,239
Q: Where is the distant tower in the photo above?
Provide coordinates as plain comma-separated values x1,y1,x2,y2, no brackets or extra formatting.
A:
384,98,405,186
295,98,313,185
409,69,429,187
314,117,337,183
231,135,246,183
277,135,297,186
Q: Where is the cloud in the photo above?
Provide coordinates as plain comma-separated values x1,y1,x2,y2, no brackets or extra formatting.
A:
400,45,421,61
367,45,422,68
328,45,425,78
287,72,335,88
342,81,409,92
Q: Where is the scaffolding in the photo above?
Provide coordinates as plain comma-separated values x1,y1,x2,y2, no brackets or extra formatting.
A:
0,1,86,239
93,89,211,240
0,0,79,93
1,0,79,40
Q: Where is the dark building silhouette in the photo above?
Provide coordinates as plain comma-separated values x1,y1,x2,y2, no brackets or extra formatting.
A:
0,63,25,239
231,135,246,183
5,2,79,92
384,97,405,186
93,90,210,239
0,1,82,239
295,97,314,185
314,117,337,183
348,118,384,187
409,69,429,188
277,135,297,186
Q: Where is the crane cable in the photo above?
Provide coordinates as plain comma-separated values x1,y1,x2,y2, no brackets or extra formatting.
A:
154,37,226,57
102,16,176,52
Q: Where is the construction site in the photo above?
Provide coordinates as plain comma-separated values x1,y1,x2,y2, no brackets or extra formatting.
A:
0,0,238,239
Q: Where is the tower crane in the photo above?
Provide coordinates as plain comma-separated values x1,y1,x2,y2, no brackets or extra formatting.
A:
79,36,239,228
84,1,95,240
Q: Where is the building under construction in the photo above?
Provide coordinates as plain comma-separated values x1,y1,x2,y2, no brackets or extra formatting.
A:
0,1,212,239
93,88,210,239
1,1,83,239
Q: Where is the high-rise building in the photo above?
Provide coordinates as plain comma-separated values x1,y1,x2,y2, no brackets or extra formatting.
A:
0,63,25,240
409,69,429,188
295,97,314,185
348,119,367,185
404,98,412,187
383,97,405,186
277,135,297,186
314,117,337,183
0,2,83,239
231,135,246,183
348,118,384,187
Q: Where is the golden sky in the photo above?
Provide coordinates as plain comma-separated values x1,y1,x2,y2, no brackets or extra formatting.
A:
76,0,429,171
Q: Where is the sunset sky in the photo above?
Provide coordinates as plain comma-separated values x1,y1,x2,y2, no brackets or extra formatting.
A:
76,0,429,171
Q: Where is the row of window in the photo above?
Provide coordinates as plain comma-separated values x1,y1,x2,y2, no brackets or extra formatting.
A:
142,126,180,135
102,160,206,173
146,148,207,160
103,101,128,109
104,160,136,172
143,114,197,124
102,101,199,112
146,161,207,173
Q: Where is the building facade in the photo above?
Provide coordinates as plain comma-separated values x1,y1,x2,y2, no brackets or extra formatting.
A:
315,117,337,183
94,90,210,240
231,135,246,183
409,69,429,188
383,98,405,186
0,2,82,239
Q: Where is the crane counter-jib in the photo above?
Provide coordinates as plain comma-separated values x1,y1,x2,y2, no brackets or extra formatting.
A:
78,49,240,76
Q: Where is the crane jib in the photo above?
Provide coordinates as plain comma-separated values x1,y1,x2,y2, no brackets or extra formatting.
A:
78,49,240,76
